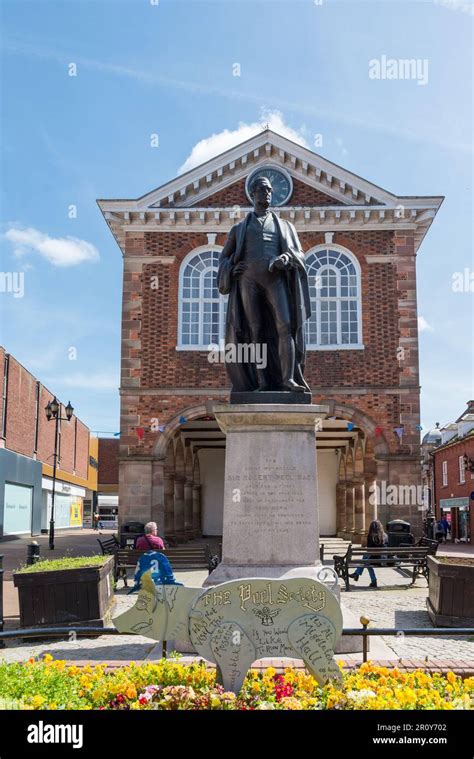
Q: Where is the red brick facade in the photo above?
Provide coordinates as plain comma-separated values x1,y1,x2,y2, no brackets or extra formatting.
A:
120,222,419,463
0,347,91,480
98,438,120,486
433,435,474,541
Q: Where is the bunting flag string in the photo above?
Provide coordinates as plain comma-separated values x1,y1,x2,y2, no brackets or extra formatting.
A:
347,422,354,431
136,427,144,441
394,426,404,441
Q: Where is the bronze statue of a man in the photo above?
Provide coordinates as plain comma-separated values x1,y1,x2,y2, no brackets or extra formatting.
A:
217,176,311,398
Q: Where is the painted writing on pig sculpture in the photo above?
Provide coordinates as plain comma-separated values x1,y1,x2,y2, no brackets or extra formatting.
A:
113,573,343,693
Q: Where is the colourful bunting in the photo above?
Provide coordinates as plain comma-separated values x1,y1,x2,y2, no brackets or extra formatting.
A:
179,416,187,424
158,425,166,433
136,427,144,441
416,424,423,431
394,426,404,440
347,422,354,431
374,426,383,437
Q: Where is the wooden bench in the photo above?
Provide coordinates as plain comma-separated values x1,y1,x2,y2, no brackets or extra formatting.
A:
333,544,435,591
113,545,220,587
97,536,120,555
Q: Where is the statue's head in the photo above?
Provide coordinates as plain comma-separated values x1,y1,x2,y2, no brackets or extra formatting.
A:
249,176,272,209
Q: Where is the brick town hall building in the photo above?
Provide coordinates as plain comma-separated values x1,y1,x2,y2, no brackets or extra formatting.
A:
98,129,442,543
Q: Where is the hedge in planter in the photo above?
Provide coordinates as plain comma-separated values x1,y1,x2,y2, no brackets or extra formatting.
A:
13,555,115,628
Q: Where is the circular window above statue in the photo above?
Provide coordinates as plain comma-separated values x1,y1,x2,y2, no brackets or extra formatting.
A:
245,165,293,207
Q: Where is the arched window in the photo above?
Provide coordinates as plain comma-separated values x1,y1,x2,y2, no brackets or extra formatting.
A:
305,246,362,349
178,247,227,349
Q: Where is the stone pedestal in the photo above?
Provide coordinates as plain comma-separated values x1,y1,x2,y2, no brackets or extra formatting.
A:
204,403,329,585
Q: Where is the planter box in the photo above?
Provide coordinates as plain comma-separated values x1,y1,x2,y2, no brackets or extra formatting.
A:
13,556,115,629
426,555,474,627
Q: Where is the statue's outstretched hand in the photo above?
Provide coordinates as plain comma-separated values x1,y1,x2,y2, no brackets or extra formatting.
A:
232,262,247,278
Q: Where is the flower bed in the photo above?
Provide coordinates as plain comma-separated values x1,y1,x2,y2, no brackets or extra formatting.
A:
0,657,473,710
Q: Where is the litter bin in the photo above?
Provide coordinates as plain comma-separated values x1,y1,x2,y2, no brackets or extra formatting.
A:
386,519,414,547
120,521,145,548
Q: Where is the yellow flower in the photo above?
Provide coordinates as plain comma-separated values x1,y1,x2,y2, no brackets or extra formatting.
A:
265,667,276,678
251,682,261,693
447,671,457,686
126,687,137,700
32,695,46,708
43,653,53,663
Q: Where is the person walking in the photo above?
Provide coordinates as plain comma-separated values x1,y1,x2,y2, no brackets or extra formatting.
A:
349,520,388,588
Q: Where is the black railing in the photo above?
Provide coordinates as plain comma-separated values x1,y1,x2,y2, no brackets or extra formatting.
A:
0,623,473,663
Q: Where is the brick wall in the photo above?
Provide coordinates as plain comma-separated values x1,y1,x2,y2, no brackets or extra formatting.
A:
124,228,406,391
188,176,346,208
98,437,119,485
433,436,474,538
1,349,91,478
0,345,5,439
4,355,37,457
434,437,474,502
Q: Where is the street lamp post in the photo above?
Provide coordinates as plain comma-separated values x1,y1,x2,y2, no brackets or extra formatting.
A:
45,397,74,550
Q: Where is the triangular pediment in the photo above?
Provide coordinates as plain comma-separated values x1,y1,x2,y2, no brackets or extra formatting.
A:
135,129,398,209
97,129,444,255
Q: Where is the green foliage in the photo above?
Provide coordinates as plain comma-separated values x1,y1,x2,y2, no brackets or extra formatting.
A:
16,555,109,574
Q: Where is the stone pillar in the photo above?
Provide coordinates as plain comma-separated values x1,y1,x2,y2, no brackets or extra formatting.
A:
205,402,329,585
364,477,377,527
163,473,175,539
344,482,355,541
174,475,185,542
192,484,202,538
184,478,194,539
336,483,346,537
118,459,153,533
354,478,366,540
151,459,165,536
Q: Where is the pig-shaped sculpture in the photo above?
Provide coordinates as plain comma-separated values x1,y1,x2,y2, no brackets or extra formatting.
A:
113,573,343,694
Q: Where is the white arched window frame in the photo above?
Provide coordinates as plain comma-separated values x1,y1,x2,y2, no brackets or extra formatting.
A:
304,245,363,350
177,246,228,350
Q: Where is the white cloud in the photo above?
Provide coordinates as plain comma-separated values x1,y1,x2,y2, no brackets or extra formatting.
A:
434,0,474,16
418,316,434,333
178,112,309,175
5,226,99,267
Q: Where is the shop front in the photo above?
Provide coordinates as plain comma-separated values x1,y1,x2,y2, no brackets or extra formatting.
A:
440,497,470,543
41,478,85,531
0,448,43,537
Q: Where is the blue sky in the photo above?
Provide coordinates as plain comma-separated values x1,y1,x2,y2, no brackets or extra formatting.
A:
0,0,472,435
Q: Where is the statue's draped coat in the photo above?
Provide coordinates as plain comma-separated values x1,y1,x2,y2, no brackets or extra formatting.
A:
217,211,311,392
